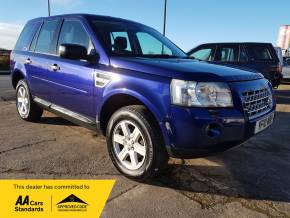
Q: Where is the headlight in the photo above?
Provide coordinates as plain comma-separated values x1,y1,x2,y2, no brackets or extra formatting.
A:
170,79,233,107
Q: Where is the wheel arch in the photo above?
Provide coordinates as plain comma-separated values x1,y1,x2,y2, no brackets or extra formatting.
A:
98,90,164,138
11,69,26,89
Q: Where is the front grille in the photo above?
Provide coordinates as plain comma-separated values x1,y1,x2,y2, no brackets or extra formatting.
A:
242,88,272,119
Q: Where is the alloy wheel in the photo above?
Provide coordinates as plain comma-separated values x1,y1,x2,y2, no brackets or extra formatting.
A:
112,120,147,170
17,86,29,117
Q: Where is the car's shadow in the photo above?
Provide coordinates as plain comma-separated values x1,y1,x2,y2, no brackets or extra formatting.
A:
40,116,77,126
148,111,290,203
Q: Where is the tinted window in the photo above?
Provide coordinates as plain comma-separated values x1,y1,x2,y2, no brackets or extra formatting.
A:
215,46,239,62
110,31,132,52
35,20,59,54
15,22,39,51
190,47,214,61
93,21,186,58
136,32,172,55
248,45,273,61
239,47,248,62
29,24,41,52
58,20,94,55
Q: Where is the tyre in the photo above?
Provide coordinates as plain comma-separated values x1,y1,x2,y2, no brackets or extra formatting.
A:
16,79,43,122
106,105,168,181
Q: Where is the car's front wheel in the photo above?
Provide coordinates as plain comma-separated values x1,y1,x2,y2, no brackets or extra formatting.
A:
16,79,43,121
106,105,168,181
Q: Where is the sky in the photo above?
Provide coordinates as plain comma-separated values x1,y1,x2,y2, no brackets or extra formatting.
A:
0,0,289,50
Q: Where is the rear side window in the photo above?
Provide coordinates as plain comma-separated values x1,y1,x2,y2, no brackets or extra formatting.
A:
58,20,94,55
190,47,214,61
35,20,59,54
29,25,41,52
15,22,39,51
248,45,273,61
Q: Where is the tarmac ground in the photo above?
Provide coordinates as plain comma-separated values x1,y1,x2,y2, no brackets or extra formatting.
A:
1,75,290,217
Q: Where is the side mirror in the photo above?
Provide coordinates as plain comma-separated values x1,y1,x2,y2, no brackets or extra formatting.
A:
59,44,88,60
87,49,99,63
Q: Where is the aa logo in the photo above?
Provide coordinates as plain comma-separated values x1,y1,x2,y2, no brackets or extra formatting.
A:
15,195,44,212
16,195,30,206
57,194,88,212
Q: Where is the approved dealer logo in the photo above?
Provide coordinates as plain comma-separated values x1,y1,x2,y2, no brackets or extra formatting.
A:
56,194,88,212
0,180,114,218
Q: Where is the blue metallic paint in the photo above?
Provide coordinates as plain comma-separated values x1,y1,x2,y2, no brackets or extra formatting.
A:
10,14,276,158
96,67,172,146
110,57,263,82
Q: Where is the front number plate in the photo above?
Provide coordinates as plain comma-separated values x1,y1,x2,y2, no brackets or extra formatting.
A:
254,112,275,134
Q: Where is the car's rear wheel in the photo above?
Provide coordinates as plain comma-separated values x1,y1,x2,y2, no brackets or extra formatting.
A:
16,79,43,121
106,105,168,181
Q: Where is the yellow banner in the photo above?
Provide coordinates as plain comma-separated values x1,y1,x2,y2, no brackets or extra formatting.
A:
0,180,115,218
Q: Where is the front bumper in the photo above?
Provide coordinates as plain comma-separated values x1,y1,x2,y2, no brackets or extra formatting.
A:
165,106,275,158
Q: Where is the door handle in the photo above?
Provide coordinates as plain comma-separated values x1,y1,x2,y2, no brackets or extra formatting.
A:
50,64,60,71
25,58,32,64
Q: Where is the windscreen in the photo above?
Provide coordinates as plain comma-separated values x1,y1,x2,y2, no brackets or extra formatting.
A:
93,20,186,58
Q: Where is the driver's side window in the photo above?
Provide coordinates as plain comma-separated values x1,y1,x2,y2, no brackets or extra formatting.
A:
58,20,94,55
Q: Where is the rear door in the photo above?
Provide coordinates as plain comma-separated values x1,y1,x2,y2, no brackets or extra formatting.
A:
212,44,253,70
28,19,61,101
12,21,41,92
45,19,96,118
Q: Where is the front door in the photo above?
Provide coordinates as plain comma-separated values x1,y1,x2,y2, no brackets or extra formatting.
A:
45,19,96,118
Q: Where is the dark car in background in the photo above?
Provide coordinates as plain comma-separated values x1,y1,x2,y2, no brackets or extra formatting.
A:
0,49,11,71
188,43,282,88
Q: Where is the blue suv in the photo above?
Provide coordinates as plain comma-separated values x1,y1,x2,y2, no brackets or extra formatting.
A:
11,14,275,180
